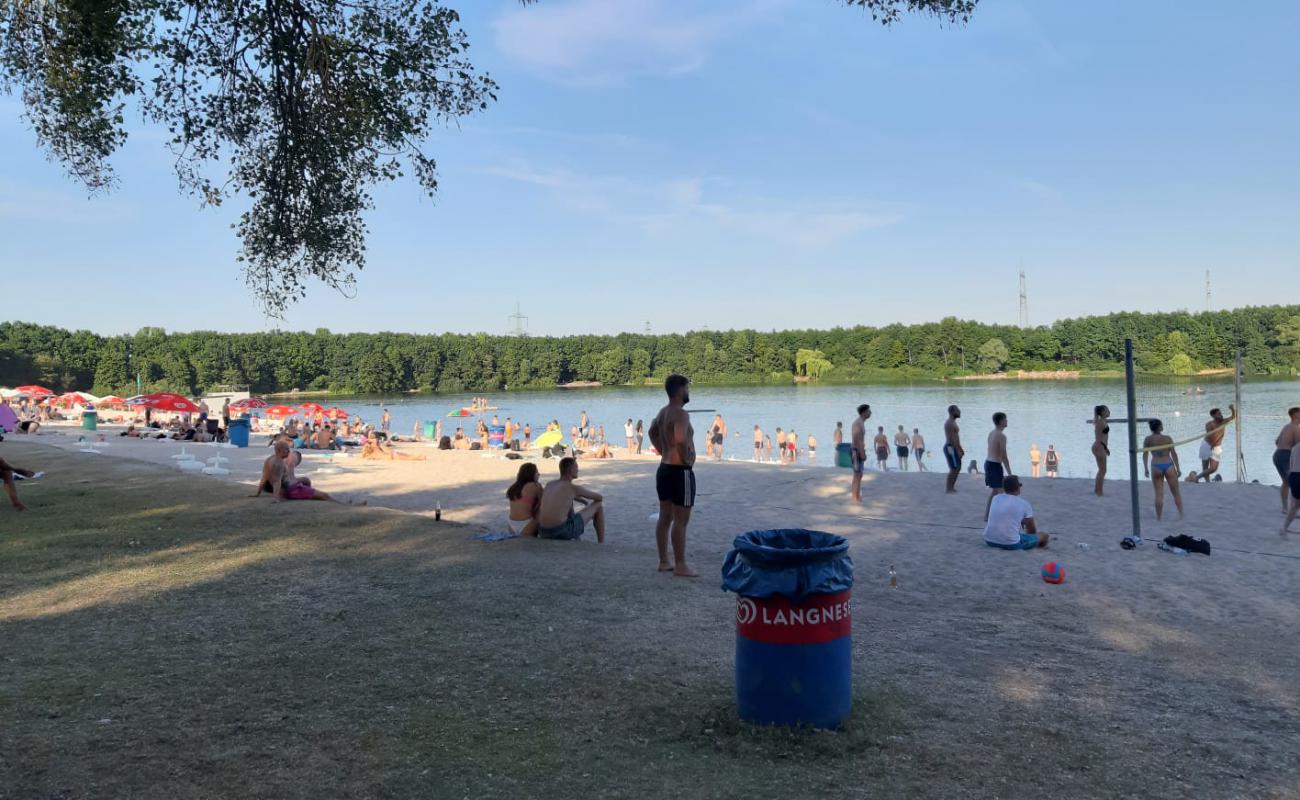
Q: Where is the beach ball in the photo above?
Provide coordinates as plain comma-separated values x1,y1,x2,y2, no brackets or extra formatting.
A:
1041,561,1065,584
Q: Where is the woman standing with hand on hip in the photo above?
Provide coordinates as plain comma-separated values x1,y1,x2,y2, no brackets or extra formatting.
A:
1092,405,1110,497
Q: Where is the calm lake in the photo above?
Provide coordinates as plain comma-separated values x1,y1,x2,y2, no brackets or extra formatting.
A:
323,377,1299,485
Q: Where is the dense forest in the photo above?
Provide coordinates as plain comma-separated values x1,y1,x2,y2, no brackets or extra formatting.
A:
2,306,1298,397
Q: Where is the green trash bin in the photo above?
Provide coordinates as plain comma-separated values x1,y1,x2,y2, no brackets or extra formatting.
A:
81,410,98,431
834,442,852,468
423,421,436,440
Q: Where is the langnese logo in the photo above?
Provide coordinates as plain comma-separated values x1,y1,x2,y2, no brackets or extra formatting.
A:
736,597,758,626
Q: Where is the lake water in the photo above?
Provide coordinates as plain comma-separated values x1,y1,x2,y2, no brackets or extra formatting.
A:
313,377,1299,485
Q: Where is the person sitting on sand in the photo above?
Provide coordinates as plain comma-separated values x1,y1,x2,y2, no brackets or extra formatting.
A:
506,462,543,537
16,417,40,434
251,441,358,503
983,476,1049,550
121,424,141,438
968,459,981,475
362,439,427,461
588,441,614,459
311,425,338,450
1,457,40,511
535,457,605,542
452,427,470,450
1142,419,1184,521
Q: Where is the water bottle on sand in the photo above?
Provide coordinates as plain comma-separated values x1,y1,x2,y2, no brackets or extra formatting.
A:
435,501,442,521
888,565,898,589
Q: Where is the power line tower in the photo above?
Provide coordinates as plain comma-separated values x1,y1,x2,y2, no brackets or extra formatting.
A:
1017,269,1029,328
1205,269,1211,312
507,303,529,337
644,321,652,334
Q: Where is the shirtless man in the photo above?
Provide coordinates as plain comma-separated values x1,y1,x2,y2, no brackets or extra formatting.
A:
984,412,1011,521
833,421,844,448
873,427,890,470
943,405,963,494
711,414,727,461
250,440,351,503
894,425,911,471
1195,404,1236,482
648,374,697,577
535,457,605,542
1272,407,1300,512
807,434,817,463
752,425,763,462
911,428,927,472
775,428,787,464
0,457,39,511
850,404,871,502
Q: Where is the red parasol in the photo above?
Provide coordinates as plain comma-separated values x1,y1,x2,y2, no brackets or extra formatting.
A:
139,392,202,413
265,405,299,418
55,392,96,408
15,385,53,396
325,407,349,419
231,396,269,410
98,395,126,407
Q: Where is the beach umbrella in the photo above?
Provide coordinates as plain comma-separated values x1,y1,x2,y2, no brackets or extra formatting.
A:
98,395,126,407
446,407,473,417
56,391,97,408
299,402,325,413
231,396,268,410
125,395,149,406
0,388,28,399
265,405,299,418
0,403,18,433
325,407,349,419
15,385,52,396
534,429,565,449
139,392,202,413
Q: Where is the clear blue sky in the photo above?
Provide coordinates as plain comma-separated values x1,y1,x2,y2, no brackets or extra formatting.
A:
2,0,1297,336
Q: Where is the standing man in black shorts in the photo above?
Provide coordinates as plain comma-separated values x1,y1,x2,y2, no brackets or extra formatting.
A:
649,374,697,578
849,404,871,503
984,412,1011,521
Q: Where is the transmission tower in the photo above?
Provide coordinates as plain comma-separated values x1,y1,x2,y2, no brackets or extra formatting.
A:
507,303,529,337
644,321,652,334
1205,269,1211,312
1017,269,1029,328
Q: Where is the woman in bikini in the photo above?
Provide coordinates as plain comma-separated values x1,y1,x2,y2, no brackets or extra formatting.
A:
506,462,543,536
1142,419,1184,521
1092,405,1110,497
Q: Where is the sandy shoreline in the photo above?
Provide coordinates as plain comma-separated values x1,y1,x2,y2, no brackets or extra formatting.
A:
17,421,1296,559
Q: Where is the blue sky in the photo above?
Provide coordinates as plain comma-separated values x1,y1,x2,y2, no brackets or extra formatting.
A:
2,0,1297,336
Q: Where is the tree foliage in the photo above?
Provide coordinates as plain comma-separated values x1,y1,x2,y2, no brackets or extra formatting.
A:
3,304,1299,397
2,0,974,313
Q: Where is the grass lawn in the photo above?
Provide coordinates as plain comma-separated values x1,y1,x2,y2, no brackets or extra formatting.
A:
2,442,1296,799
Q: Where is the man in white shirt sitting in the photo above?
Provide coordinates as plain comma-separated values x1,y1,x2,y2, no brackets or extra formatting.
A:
982,476,1050,550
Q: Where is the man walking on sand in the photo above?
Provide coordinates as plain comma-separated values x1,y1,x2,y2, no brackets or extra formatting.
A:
984,412,1012,521
536,457,606,542
1272,407,1300,512
1195,404,1236,482
850,404,871,502
912,428,927,472
753,425,763,462
649,374,697,577
894,425,910,471
873,426,890,471
943,405,964,494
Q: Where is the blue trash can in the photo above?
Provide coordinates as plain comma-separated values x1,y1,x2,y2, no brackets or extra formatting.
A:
227,417,250,447
721,529,854,729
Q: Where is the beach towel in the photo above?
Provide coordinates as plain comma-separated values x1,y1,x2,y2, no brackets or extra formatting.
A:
472,531,519,543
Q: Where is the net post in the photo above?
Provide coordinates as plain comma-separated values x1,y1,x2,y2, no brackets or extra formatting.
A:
1235,351,1245,482
1125,339,1141,540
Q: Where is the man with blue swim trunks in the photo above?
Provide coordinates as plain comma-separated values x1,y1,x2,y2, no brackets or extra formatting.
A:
983,476,1049,550
943,405,963,494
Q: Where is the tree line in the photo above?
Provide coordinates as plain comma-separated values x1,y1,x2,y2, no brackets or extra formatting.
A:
2,305,1298,397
